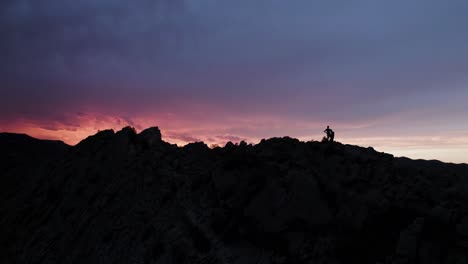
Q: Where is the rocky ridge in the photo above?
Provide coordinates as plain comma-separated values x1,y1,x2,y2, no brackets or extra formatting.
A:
1,127,468,264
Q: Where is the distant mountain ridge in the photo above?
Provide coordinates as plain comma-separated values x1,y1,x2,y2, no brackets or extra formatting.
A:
1,127,468,264
0,132,69,153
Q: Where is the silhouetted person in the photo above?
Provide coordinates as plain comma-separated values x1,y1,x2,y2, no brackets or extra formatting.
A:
324,126,335,142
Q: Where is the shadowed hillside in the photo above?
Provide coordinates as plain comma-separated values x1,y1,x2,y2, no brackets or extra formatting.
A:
0,133,70,209
1,127,468,264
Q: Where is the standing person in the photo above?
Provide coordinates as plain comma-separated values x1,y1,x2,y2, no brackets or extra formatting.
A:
324,126,335,142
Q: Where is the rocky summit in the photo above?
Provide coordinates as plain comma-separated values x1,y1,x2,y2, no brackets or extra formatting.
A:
1,127,468,264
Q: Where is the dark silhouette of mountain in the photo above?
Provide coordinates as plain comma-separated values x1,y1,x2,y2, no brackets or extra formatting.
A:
0,133,70,214
1,127,468,264
0,132,69,157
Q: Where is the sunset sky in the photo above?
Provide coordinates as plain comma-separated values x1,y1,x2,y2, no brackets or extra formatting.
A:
1,0,468,163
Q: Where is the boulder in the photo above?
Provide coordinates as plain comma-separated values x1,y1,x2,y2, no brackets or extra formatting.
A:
138,127,162,146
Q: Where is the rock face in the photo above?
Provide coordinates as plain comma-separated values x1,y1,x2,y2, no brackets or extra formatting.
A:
1,128,468,264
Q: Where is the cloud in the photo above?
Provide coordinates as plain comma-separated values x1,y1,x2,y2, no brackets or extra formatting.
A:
213,135,246,143
3,0,468,119
2,0,468,162
163,131,201,143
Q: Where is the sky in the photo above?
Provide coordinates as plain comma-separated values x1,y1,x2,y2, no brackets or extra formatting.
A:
1,0,468,163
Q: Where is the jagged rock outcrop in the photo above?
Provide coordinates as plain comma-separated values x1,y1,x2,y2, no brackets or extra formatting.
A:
1,128,468,264
138,127,162,146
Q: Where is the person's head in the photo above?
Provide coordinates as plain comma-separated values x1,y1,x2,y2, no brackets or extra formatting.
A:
327,125,329,129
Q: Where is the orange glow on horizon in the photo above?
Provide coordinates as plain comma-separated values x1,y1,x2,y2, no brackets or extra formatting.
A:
2,112,468,164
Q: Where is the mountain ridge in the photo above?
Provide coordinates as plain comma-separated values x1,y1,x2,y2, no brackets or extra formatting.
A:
1,126,468,263
1,129,465,166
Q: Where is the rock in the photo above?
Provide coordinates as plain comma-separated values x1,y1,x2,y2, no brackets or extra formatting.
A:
418,241,442,264
2,128,468,264
183,142,209,152
225,141,235,148
395,218,424,261
244,173,331,233
457,217,468,237
76,129,115,149
138,127,162,146
429,205,453,224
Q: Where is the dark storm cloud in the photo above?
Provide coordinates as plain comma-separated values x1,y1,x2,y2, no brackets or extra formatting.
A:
1,0,189,109
2,0,468,124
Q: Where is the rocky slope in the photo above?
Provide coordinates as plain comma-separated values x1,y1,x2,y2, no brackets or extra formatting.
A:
1,127,468,264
